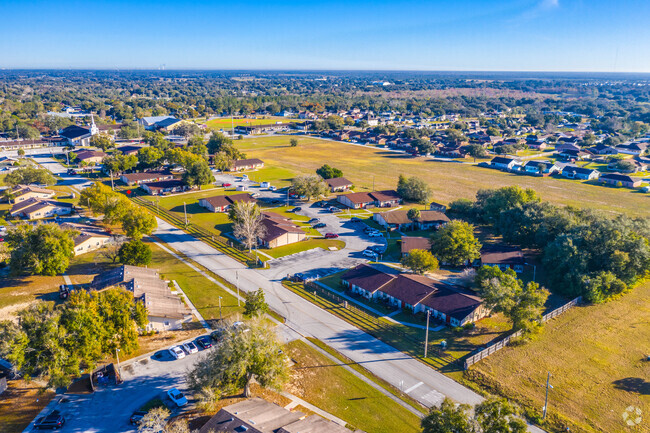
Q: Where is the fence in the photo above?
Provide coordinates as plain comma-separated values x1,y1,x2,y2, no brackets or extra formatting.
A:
131,195,264,268
463,296,582,369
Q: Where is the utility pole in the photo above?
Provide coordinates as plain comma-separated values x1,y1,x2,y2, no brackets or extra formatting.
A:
115,347,121,375
543,371,553,419
218,296,223,321
110,170,114,190
236,270,240,306
424,310,431,358
183,201,188,226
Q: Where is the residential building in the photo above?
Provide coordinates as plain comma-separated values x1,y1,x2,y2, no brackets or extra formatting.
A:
325,177,353,192
116,145,143,156
588,143,618,155
616,142,648,156
341,264,488,326
373,209,449,231
198,193,255,212
337,190,402,209
75,149,107,164
599,173,643,188
10,198,73,220
90,265,192,331
490,156,522,170
230,158,265,171
61,222,111,256
0,156,18,169
140,179,188,195
522,160,560,175
429,202,447,213
401,236,431,256
120,171,174,186
479,245,525,273
7,185,55,203
60,125,92,147
258,212,306,248
561,165,600,180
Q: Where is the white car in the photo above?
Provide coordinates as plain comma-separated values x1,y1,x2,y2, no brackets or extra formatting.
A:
367,231,383,237
260,181,270,188
167,388,188,407
182,341,198,354
241,174,249,180
168,346,186,360
269,186,277,191
362,249,378,258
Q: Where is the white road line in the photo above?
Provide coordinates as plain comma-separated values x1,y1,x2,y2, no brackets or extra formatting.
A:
404,381,424,394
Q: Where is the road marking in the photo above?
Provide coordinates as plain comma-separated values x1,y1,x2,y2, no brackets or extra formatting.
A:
421,389,445,406
404,381,424,394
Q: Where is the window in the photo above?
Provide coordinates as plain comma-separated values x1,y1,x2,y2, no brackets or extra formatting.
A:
164,321,170,327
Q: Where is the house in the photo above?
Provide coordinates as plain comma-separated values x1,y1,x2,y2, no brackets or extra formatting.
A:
561,165,600,180
0,156,17,169
90,265,192,331
139,116,181,131
522,160,560,175
374,210,449,231
401,236,431,256
198,193,255,212
116,145,143,156
75,149,107,164
429,202,447,213
155,117,185,132
199,398,304,433
230,158,265,171
140,179,188,195
616,142,648,156
259,212,306,249
599,173,643,188
555,143,581,153
588,143,618,155
557,149,592,161
120,171,174,186
341,264,488,326
490,156,522,170
60,222,111,256
325,177,353,192
479,245,525,273
10,198,73,220
60,125,92,147
7,185,55,203
337,190,402,209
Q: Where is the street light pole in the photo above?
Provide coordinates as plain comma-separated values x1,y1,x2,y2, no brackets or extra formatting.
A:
183,201,188,226
424,310,431,358
115,347,121,375
236,271,240,307
543,371,553,419
218,296,223,321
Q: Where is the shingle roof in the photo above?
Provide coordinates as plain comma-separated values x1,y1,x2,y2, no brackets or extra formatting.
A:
338,190,400,205
76,150,107,161
260,212,304,243
60,125,91,139
325,177,353,188
199,398,304,433
10,198,72,216
121,170,173,183
401,236,431,254
480,244,524,265
232,158,264,169
200,193,255,209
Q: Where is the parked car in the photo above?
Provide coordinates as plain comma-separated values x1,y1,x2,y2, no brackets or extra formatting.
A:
308,218,320,223
367,231,383,237
182,341,198,354
291,272,306,282
324,233,339,239
362,249,378,258
369,245,386,254
328,206,342,213
196,336,212,349
363,226,376,233
291,207,302,212
167,388,188,407
210,329,224,341
222,182,232,187
168,346,186,360
260,181,270,188
350,217,362,223
129,410,147,425
34,410,65,430
313,222,327,229
241,174,249,180
269,186,277,191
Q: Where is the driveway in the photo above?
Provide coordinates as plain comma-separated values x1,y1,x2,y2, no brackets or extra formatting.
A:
23,342,214,433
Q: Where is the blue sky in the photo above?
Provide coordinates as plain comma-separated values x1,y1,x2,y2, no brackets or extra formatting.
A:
1,0,649,71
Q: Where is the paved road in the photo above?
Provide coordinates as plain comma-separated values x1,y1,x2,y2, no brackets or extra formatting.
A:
154,218,483,409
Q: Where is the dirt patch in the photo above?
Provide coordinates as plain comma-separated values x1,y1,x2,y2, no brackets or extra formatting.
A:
0,379,55,433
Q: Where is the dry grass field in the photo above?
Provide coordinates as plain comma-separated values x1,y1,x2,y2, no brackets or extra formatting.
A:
467,280,650,433
237,135,649,217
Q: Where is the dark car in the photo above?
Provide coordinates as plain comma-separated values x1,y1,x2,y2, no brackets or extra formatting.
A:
210,329,225,341
313,222,327,229
196,336,212,349
292,272,306,282
129,410,147,425
291,207,302,212
369,245,386,254
350,217,362,223
34,410,65,430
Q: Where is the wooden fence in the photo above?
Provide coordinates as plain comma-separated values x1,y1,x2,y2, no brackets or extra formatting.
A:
463,296,582,369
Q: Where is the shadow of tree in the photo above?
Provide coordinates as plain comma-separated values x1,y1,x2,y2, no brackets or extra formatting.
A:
612,377,650,395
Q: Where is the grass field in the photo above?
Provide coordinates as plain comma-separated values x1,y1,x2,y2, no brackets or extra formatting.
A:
0,380,55,433
466,280,650,433
205,116,301,130
236,135,650,217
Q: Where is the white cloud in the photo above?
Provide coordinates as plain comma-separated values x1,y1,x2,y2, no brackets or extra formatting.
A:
540,0,560,9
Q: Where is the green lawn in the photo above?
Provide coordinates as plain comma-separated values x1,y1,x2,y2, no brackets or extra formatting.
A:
238,136,649,216
261,238,345,259
205,116,301,130
287,339,422,433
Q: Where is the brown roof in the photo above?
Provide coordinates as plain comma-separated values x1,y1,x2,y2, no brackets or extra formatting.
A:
278,416,355,433
341,263,398,293
121,170,173,183
338,190,400,205
10,184,55,197
10,198,73,216
401,236,431,254
325,177,353,188
142,179,185,190
378,210,449,225
379,274,437,307
480,245,524,266
199,398,304,433
232,158,264,169
260,212,304,243
200,193,255,209
419,286,483,321
76,150,107,161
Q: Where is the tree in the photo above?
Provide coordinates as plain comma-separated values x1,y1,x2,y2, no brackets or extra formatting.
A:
475,398,527,433
118,239,152,266
446,128,466,144
118,121,141,139
213,151,234,171
182,157,214,188
475,186,540,223
407,208,421,221
290,138,298,147
91,134,114,151
397,175,432,204
207,132,233,154
4,166,56,186
466,143,488,162
138,407,170,433
6,223,77,276
243,289,269,318
16,123,40,140
315,164,343,179
17,148,25,158
103,154,138,174
137,146,164,170
100,236,126,263
122,208,157,239
291,175,330,201
175,122,201,139
401,249,439,274
229,201,266,252
430,220,482,267
421,398,474,433
187,320,289,398
485,126,501,137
